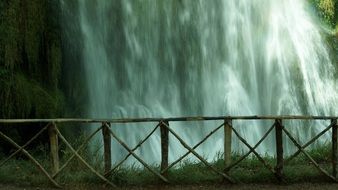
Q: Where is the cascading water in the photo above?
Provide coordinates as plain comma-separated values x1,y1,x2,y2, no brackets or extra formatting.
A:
61,0,338,164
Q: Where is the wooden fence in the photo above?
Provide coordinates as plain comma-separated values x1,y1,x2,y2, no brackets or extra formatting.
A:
0,115,337,188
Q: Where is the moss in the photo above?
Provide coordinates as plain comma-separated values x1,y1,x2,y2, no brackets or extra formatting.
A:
0,73,63,119
318,0,335,21
334,0,338,24
24,0,46,78
310,0,336,26
0,0,63,119
0,1,5,66
47,42,62,90
2,0,21,71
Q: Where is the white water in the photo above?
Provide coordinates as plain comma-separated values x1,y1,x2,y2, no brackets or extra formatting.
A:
62,0,338,164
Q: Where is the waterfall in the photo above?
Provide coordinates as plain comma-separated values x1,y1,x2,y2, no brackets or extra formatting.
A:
61,0,338,164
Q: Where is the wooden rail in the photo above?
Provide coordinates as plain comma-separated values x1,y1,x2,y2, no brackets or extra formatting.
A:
1,115,338,124
0,115,337,188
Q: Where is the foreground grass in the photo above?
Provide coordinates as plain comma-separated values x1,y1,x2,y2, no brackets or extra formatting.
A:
0,143,335,188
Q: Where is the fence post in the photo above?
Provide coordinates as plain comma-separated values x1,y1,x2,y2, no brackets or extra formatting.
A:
48,123,59,175
332,119,337,179
275,119,283,182
160,121,169,177
102,122,112,176
224,119,232,170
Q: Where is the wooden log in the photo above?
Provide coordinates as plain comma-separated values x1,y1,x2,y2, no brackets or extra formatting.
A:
224,119,232,170
160,121,169,177
48,123,59,176
275,119,283,182
1,115,338,125
332,119,337,178
102,122,112,176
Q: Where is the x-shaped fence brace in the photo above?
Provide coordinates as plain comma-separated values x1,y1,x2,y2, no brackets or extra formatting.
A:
161,122,226,174
104,122,161,177
0,123,61,188
0,117,337,188
227,122,277,175
282,120,338,182
0,123,117,188
105,122,169,183
159,121,235,183
220,120,284,182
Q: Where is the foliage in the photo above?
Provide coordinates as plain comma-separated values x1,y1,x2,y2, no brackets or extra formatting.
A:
0,73,63,118
310,0,337,26
319,0,335,22
0,0,63,119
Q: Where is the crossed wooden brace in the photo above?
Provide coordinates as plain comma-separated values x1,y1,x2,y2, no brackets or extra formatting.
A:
51,125,104,179
229,122,279,180
105,122,169,183
159,121,235,183
282,121,337,182
225,122,275,173
104,122,161,177
160,122,226,174
0,123,61,188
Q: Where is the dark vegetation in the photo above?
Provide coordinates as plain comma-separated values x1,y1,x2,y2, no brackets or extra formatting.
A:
0,0,85,152
310,0,337,26
0,0,64,154
0,0,62,119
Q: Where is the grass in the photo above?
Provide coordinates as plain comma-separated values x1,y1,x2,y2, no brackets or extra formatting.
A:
0,142,336,188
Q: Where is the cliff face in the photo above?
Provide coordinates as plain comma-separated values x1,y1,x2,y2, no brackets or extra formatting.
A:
0,0,63,119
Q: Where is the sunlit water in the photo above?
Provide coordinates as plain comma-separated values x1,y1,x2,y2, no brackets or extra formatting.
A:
61,0,338,164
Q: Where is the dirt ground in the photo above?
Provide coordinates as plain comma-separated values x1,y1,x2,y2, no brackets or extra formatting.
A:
1,183,338,190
